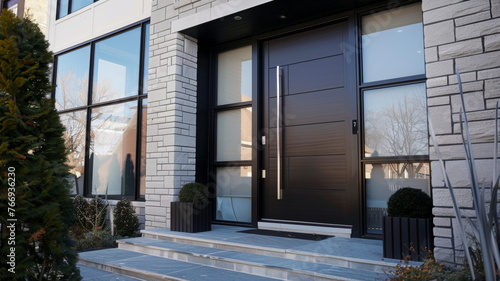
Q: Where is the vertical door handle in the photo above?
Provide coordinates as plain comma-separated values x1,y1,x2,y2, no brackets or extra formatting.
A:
276,66,282,200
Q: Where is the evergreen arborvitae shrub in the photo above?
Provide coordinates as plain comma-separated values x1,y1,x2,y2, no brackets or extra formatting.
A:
113,198,140,237
178,183,209,203
387,187,433,218
0,10,80,280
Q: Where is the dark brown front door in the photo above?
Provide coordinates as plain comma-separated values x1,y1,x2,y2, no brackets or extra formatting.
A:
262,21,358,229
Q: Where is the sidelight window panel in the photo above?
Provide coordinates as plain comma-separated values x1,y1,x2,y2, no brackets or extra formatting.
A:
89,101,138,196
216,108,252,162
363,83,428,158
217,46,252,105
362,3,424,83
93,27,141,103
60,110,87,195
55,46,91,110
215,166,252,223
365,162,430,234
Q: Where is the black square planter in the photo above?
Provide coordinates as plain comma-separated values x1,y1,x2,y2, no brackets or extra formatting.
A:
170,202,211,233
383,216,434,261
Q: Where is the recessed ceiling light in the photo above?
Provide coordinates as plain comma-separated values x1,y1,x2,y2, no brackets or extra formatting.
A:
234,15,242,20
279,15,286,20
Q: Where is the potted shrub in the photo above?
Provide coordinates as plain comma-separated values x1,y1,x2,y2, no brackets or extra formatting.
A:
170,183,211,233
383,187,434,261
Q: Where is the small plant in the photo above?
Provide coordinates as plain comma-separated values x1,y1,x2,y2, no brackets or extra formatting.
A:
74,194,108,235
178,182,209,203
387,187,433,218
384,250,471,281
74,228,122,251
114,198,140,237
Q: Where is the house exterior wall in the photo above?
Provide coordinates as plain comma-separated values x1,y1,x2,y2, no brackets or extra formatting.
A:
423,0,500,264
46,0,151,53
44,0,500,264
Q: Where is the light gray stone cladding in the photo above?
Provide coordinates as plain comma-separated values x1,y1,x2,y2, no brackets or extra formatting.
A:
423,0,500,264
145,0,264,229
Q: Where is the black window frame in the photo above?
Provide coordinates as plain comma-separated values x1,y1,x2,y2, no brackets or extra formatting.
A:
56,0,98,20
52,19,150,201
209,40,255,226
356,2,429,238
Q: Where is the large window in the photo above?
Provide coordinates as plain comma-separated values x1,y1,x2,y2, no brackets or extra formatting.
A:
214,46,253,223
54,22,150,199
360,3,429,234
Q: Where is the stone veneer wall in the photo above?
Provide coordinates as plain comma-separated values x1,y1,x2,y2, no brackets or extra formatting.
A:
423,0,500,264
145,0,240,229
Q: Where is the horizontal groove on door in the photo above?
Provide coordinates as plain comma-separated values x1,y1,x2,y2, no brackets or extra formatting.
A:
269,123,346,157
268,88,346,127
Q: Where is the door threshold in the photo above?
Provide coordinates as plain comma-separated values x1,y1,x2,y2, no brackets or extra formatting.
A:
258,221,352,238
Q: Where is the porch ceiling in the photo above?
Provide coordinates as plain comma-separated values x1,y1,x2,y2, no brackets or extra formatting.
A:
180,0,390,45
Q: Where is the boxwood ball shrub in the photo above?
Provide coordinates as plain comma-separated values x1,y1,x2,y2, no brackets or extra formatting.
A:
178,183,209,203
387,187,433,218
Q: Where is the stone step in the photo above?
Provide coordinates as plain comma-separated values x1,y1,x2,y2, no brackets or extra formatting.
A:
78,264,143,281
140,228,402,274
78,248,281,281
117,237,385,281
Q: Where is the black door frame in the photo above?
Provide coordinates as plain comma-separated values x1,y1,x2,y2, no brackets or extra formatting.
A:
208,1,424,237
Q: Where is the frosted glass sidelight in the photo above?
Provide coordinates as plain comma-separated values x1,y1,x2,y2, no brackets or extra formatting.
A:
217,108,252,161
365,163,430,234
216,166,252,223
217,46,252,105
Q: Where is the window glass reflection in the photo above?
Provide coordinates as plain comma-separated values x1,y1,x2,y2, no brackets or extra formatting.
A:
362,3,424,82
364,83,428,157
71,0,93,13
93,27,141,103
58,0,69,18
217,108,252,161
140,99,147,197
61,110,87,195
217,46,252,105
365,162,430,234
89,101,138,196
216,166,252,223
55,46,90,110
143,24,150,94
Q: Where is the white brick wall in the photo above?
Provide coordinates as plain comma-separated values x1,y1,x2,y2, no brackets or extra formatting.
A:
423,0,500,264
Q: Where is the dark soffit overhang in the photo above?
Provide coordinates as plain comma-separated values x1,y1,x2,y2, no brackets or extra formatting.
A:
180,0,400,46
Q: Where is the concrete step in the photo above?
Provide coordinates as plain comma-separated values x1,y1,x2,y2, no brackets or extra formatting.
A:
140,228,403,274
78,248,281,281
117,237,386,281
78,264,143,281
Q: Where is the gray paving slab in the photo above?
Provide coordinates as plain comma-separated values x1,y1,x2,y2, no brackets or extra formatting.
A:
143,225,420,266
79,248,280,281
120,237,381,280
78,265,142,280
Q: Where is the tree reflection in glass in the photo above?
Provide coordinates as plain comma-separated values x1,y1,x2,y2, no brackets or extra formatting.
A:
60,111,87,195
89,101,138,196
364,83,428,158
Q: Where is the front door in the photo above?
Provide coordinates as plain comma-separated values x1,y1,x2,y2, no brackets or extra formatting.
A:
262,21,358,231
